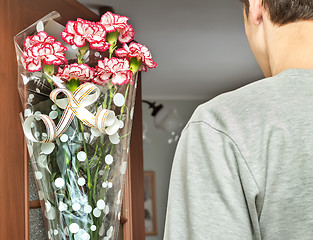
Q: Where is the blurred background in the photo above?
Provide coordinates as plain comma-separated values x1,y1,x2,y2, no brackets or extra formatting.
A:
83,0,262,239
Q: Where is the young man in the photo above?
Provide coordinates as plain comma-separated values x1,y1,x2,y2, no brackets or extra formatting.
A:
164,0,313,239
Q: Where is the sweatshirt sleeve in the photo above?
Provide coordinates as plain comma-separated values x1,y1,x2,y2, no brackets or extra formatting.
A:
163,121,260,240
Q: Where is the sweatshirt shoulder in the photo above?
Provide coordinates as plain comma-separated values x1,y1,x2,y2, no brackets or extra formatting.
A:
188,74,287,128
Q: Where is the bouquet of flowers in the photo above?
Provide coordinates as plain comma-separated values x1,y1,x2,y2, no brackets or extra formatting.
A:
14,11,156,240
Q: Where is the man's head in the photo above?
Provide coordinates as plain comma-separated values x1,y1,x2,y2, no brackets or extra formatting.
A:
241,0,313,25
241,0,313,77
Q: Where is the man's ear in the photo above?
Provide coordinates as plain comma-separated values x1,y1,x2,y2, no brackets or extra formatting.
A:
249,0,263,25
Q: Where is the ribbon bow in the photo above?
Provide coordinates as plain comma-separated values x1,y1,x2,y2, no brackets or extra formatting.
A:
23,83,119,143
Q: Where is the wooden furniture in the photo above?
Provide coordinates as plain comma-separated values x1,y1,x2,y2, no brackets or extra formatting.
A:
144,171,158,236
123,75,145,240
0,0,145,239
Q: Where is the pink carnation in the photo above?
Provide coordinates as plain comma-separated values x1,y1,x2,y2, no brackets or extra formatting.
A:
22,32,67,72
100,12,134,43
61,18,110,51
115,42,157,71
57,63,94,82
94,57,132,85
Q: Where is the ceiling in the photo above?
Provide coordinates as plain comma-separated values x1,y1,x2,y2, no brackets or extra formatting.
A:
78,0,263,100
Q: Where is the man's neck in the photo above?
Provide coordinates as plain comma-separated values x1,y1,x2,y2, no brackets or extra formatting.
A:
266,20,313,76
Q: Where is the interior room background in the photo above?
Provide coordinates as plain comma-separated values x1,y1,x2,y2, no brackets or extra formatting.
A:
3,0,264,239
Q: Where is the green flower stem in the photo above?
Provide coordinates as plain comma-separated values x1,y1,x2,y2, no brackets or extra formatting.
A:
107,86,117,110
93,139,118,239
107,97,112,110
98,162,111,229
78,43,89,64
88,144,99,166
109,45,117,59
93,142,112,197
77,56,83,64
92,154,104,202
79,121,92,190
42,64,56,91
102,91,108,109
92,163,101,198
119,131,132,139
97,145,114,201
89,151,102,240
107,31,119,58
78,122,95,229
97,81,132,221
98,81,131,203
91,223,99,240
90,141,113,239
42,72,65,121
64,152,72,200
109,145,115,155
42,72,55,91
119,84,130,120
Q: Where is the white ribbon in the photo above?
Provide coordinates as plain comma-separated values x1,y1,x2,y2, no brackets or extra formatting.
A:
23,83,118,143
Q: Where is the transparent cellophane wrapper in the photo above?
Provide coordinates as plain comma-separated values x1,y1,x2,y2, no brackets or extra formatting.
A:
14,12,137,240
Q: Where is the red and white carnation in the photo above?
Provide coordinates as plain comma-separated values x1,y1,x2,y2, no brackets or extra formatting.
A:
115,42,157,71
23,31,56,48
94,57,132,85
100,12,134,43
57,63,94,82
61,18,110,51
22,32,67,72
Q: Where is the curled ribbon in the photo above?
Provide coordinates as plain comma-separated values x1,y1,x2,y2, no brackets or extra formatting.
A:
23,83,120,143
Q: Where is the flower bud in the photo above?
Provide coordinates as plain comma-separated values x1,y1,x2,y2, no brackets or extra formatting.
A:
129,57,142,74
43,64,55,76
78,42,89,57
107,31,119,46
66,79,80,92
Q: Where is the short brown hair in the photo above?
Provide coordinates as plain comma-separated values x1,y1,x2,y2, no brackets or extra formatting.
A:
241,0,313,25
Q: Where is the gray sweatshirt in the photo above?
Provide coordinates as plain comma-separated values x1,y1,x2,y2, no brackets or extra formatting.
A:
164,69,313,240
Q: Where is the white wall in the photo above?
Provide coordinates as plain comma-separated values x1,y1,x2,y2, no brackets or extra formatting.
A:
142,99,207,240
